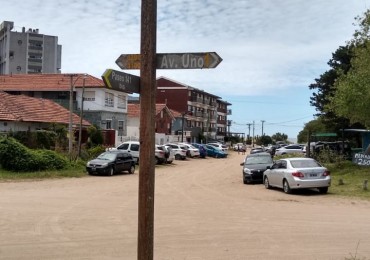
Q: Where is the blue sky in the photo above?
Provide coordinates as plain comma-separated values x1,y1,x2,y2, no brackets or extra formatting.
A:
2,0,370,140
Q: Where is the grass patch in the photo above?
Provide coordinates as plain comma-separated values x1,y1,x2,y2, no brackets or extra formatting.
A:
0,163,88,181
326,161,370,199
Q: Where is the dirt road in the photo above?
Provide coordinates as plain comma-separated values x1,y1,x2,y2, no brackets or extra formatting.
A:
1,151,370,260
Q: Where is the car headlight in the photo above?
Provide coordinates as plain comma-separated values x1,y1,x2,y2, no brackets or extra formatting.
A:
86,162,91,167
101,163,109,167
243,168,251,174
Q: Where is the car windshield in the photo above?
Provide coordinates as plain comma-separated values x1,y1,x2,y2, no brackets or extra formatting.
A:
97,152,117,160
290,160,321,168
245,156,272,165
156,146,165,151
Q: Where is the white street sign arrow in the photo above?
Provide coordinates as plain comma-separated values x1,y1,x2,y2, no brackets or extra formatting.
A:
115,52,222,70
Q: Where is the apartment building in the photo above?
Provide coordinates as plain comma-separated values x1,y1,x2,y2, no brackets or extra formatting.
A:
156,76,232,142
0,21,62,75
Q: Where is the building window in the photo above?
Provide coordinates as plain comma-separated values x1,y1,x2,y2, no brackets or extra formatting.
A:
106,119,112,129
118,121,124,136
84,91,95,101
117,95,126,109
105,92,114,107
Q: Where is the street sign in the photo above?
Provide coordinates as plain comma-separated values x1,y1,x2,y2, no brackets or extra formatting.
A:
102,69,140,94
116,52,222,70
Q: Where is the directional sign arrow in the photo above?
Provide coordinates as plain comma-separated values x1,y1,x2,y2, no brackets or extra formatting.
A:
115,52,222,70
102,69,140,94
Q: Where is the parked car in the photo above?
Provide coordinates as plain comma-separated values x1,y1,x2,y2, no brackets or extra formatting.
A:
110,141,140,163
159,145,175,164
191,143,207,158
266,145,279,156
240,152,273,184
204,144,227,158
155,145,167,165
274,144,304,156
263,158,331,194
86,150,135,176
233,143,244,151
179,143,200,158
207,143,229,154
250,147,265,154
166,143,187,160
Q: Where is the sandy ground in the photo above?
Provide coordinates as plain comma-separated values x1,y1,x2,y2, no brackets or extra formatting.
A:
1,151,370,260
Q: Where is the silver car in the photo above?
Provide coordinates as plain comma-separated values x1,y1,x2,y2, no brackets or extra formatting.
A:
263,158,331,194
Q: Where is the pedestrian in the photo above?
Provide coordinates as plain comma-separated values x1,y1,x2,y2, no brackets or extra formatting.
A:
242,144,246,155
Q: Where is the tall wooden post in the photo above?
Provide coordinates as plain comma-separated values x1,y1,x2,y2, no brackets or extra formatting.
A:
138,0,157,259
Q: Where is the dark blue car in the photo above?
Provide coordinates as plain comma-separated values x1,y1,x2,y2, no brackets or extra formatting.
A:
191,143,207,158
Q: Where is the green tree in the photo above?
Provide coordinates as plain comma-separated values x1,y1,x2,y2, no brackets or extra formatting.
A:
297,118,331,143
257,135,272,146
329,44,370,128
327,10,370,128
308,45,354,132
308,10,370,132
271,132,288,142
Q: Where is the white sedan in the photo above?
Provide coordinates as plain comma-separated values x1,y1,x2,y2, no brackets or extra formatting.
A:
263,158,331,194
274,144,304,156
179,143,200,158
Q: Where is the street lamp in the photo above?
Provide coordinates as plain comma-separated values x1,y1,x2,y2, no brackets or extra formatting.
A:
181,113,186,142
78,75,87,157
67,73,87,158
181,111,192,142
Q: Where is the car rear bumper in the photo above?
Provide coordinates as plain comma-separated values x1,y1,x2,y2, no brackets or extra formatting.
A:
290,178,331,189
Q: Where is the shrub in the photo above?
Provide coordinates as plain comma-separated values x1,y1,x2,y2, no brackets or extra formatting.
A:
0,137,68,172
87,125,104,148
87,145,106,159
312,148,347,165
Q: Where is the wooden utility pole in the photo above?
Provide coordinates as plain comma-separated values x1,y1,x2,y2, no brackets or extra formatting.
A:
138,0,157,259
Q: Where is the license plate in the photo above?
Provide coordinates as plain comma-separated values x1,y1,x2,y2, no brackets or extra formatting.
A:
310,174,317,177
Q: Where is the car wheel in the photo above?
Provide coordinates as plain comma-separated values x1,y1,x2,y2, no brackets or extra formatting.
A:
175,154,181,160
128,165,135,174
108,167,114,176
283,180,291,194
264,177,271,189
243,176,248,185
215,154,219,158
154,157,159,165
318,187,328,194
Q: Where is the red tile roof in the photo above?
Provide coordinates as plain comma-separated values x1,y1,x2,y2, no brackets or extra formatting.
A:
0,73,105,91
128,103,175,119
0,91,91,126
127,104,140,118
169,109,182,118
